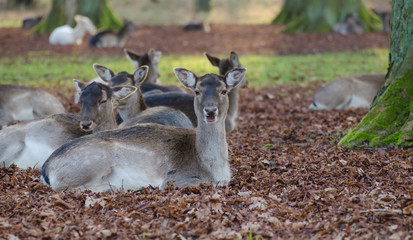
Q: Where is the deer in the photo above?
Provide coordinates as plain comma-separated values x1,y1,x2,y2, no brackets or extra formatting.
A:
0,84,66,128
309,73,386,110
124,48,185,94
143,51,248,131
89,20,137,48
49,15,96,45
0,80,135,169
41,67,246,192
93,64,193,129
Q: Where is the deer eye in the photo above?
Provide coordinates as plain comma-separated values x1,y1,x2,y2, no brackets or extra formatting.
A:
194,90,200,96
100,99,107,104
221,90,227,95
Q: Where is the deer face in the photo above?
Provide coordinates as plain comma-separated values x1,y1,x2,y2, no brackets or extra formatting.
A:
74,81,113,132
174,68,246,125
124,48,161,83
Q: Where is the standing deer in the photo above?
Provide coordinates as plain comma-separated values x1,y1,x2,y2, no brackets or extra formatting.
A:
144,51,247,131
0,85,65,128
89,20,137,48
49,15,96,45
93,64,193,128
309,74,386,110
0,81,134,169
41,67,247,192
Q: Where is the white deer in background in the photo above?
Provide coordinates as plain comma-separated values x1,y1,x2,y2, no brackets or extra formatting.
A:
49,15,96,45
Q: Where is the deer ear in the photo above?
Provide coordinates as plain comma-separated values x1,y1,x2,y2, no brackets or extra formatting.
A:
225,68,247,91
73,79,87,104
93,64,114,83
205,53,220,67
149,48,162,63
124,48,140,61
133,65,149,86
230,51,240,66
174,68,197,89
112,85,137,102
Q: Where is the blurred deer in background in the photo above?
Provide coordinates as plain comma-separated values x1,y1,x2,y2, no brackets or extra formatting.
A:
49,15,96,45
310,74,386,110
89,20,137,48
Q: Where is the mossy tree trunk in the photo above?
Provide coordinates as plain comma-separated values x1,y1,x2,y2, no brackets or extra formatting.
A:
339,0,413,148
272,0,382,33
33,0,122,33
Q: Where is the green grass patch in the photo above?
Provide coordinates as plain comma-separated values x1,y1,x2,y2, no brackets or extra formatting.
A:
0,49,389,88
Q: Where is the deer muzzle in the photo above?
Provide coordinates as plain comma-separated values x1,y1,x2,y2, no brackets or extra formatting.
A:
204,106,218,123
80,120,95,131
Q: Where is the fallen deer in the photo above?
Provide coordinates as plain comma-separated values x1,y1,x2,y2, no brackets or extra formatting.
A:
144,51,248,131
124,48,185,94
49,15,96,45
41,67,246,192
89,20,137,48
309,73,386,110
0,80,133,169
93,64,193,128
0,84,65,128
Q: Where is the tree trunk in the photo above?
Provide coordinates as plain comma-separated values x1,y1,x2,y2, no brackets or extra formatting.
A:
272,0,382,33
33,0,122,33
339,0,413,147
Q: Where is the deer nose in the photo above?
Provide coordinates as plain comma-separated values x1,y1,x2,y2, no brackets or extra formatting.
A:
80,120,93,130
204,106,218,116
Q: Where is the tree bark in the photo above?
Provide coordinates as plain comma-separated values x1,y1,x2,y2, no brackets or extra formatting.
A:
33,0,122,33
272,0,382,33
339,0,413,147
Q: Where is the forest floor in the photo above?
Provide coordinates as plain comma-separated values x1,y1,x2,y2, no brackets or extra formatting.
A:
1,25,412,239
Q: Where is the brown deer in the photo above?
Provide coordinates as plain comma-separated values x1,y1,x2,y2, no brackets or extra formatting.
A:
0,85,65,128
124,48,185,94
310,74,386,110
0,81,134,169
41,67,247,192
144,51,247,131
93,64,193,128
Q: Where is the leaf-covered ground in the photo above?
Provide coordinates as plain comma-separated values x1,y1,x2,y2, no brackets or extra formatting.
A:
0,25,412,239
1,84,412,239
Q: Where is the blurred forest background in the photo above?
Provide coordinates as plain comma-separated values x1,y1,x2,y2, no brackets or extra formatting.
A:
0,0,391,27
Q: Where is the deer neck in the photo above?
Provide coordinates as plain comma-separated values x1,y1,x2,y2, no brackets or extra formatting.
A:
195,116,230,184
117,25,132,41
72,22,87,40
117,92,148,121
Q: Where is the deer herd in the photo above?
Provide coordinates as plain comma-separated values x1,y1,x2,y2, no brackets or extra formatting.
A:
1,19,387,192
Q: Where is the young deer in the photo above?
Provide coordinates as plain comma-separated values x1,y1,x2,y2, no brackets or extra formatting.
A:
41,67,247,192
310,74,386,110
0,81,133,169
93,64,193,128
124,48,185,94
0,84,65,128
144,51,247,131
49,15,96,45
89,20,137,48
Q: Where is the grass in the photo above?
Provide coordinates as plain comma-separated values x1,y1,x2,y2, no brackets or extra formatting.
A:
0,49,389,89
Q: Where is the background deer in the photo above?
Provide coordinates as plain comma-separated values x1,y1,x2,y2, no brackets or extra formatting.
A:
49,15,96,45
0,80,133,169
93,64,193,128
0,84,65,128
41,67,246,192
310,73,386,110
89,20,137,48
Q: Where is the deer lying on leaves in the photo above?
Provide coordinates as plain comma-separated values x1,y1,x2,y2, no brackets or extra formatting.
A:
41,67,247,192
89,20,137,48
310,74,386,110
0,85,65,128
0,81,134,169
93,64,193,128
